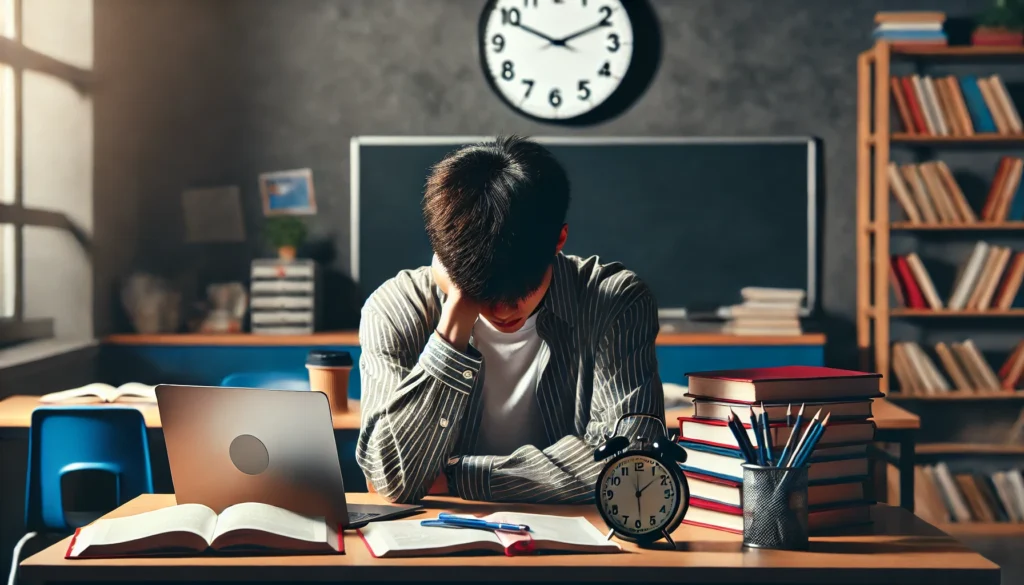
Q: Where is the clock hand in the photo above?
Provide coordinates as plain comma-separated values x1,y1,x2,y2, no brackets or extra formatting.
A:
516,22,577,51
639,479,655,494
555,18,611,45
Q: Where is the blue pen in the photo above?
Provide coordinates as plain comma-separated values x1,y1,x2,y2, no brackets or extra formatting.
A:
421,513,531,533
749,408,767,466
759,403,774,465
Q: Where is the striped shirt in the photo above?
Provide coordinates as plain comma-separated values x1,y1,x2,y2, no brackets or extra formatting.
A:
356,253,665,504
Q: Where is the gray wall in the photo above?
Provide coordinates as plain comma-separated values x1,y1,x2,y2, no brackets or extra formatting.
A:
94,0,1000,367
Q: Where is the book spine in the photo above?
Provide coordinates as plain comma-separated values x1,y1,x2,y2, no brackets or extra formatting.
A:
912,75,939,135
894,256,928,308
923,76,949,136
888,162,923,222
989,75,1023,134
933,78,962,137
983,157,1012,220
945,76,975,136
936,160,976,222
959,76,998,133
905,252,944,309
902,165,940,222
902,76,931,134
978,77,1010,134
891,76,916,134
995,253,1024,310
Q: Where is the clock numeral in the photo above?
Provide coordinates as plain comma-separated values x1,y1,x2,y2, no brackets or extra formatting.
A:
577,79,593,100
548,88,562,107
659,505,667,514
660,475,669,486
634,519,642,529
606,489,614,500
621,515,629,524
610,504,618,515
634,461,644,472
501,60,515,81
607,33,620,52
650,515,657,526
501,7,521,25
598,5,613,26
664,489,674,499
610,476,621,486
492,34,505,53
521,79,534,98
598,61,611,77
620,466,629,476
652,465,657,476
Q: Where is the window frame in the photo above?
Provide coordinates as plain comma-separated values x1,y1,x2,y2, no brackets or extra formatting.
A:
0,0,93,345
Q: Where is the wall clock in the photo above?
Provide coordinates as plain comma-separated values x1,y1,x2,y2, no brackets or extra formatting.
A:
479,0,660,125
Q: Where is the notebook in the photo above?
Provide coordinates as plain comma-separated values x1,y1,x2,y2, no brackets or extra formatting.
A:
41,382,156,404
358,512,621,558
66,503,341,558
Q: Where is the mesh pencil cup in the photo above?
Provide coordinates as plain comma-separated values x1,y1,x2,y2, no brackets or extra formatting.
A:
741,463,809,550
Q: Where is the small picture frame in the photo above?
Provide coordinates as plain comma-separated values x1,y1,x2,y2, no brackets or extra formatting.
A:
259,168,317,216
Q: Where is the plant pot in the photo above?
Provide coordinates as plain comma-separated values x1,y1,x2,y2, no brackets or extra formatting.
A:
972,27,1024,46
277,245,297,261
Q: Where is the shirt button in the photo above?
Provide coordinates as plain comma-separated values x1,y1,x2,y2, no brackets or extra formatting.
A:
462,370,474,380
439,417,449,428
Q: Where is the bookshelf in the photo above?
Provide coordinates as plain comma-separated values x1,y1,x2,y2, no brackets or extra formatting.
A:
857,42,1024,530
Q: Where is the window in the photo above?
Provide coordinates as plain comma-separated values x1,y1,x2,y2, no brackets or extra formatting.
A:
0,0,93,345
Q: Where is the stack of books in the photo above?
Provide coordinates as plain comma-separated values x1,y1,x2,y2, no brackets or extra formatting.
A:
873,12,947,48
719,287,804,336
890,75,1022,137
677,366,880,533
891,339,1024,394
890,246,1024,311
914,463,1024,524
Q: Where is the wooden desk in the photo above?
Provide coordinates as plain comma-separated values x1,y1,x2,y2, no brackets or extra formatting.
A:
20,493,998,584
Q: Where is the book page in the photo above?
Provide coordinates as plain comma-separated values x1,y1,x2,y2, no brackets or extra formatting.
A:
70,504,217,556
39,383,115,403
112,382,157,402
487,512,620,552
212,502,325,544
359,518,500,556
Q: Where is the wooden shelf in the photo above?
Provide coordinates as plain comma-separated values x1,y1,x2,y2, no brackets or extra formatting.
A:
885,222,1024,231
882,133,1024,144
938,522,1024,537
103,332,827,347
917,443,1024,455
891,45,1024,57
887,391,1024,401
868,308,1024,318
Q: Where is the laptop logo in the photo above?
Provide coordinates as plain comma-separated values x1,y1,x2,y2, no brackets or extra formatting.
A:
229,434,270,475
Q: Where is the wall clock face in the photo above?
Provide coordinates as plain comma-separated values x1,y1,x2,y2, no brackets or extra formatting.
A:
479,0,659,125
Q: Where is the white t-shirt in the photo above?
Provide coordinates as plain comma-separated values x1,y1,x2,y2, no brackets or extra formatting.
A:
471,313,549,456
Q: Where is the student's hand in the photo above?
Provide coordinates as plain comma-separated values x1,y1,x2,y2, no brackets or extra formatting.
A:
432,254,480,351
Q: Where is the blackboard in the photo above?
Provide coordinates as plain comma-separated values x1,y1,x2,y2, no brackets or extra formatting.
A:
352,137,817,314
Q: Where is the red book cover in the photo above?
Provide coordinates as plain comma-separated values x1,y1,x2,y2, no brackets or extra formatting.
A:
999,341,1024,382
890,76,916,134
983,157,1012,220
684,365,880,384
994,252,1024,309
893,255,927,309
901,76,930,134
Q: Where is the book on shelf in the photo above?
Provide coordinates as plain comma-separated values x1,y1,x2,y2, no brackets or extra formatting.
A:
357,512,620,558
890,246,1024,314
890,340,1018,394
684,499,872,534
66,502,342,558
891,74,1022,137
915,464,1024,524
905,252,944,309
40,383,156,405
891,256,928,308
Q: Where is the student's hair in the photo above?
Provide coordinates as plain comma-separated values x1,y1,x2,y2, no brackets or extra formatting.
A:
423,135,571,305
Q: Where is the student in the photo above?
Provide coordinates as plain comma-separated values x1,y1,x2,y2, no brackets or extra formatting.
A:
357,136,664,504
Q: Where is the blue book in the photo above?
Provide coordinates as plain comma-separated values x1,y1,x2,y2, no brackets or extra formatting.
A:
959,76,998,133
873,30,947,40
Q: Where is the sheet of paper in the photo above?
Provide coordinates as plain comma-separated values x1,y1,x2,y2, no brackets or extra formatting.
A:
486,512,613,548
213,502,324,543
360,518,500,553
85,504,218,546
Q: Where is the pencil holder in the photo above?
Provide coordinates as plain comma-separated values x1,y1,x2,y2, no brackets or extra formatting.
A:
741,464,809,551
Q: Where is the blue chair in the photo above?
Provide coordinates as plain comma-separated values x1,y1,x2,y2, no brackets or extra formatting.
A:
9,407,154,585
221,371,310,390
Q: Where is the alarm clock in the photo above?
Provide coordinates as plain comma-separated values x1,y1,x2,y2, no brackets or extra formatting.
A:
478,0,661,125
594,413,689,547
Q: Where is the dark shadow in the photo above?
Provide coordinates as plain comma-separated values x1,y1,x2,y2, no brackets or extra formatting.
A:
305,237,363,330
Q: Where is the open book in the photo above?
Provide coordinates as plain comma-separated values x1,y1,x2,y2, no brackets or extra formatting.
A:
66,503,341,558
41,382,156,404
358,512,620,558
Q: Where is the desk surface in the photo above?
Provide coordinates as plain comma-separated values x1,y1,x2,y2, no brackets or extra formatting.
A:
20,493,997,584
103,331,828,347
0,396,918,432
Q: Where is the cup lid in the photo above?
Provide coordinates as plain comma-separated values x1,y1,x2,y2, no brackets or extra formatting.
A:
306,349,353,367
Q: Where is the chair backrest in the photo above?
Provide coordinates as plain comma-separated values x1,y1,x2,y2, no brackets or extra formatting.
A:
25,407,154,532
220,371,310,390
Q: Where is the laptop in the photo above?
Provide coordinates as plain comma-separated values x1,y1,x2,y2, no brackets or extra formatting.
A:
155,384,422,529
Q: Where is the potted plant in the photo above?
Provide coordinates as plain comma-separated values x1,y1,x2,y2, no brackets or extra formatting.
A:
264,216,307,261
974,0,1024,45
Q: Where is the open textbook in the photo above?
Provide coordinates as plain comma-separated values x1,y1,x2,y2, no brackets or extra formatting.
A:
40,382,156,404
66,502,341,558
358,512,620,558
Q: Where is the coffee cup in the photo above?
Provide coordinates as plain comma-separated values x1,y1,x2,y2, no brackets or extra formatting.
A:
305,349,353,413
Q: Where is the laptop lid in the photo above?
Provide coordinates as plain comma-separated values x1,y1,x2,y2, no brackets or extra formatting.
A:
156,385,350,527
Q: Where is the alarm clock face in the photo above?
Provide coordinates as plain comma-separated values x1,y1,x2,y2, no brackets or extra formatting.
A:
479,0,635,122
597,453,685,540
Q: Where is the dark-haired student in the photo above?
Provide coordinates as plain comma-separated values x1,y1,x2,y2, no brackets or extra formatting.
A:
356,136,664,504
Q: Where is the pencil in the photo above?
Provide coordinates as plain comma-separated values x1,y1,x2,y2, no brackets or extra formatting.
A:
727,411,756,463
750,407,767,466
776,403,805,469
786,403,792,428
783,408,821,468
759,402,774,465
794,412,831,468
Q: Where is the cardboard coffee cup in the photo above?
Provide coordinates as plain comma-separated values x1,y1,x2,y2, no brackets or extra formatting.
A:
306,349,353,413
